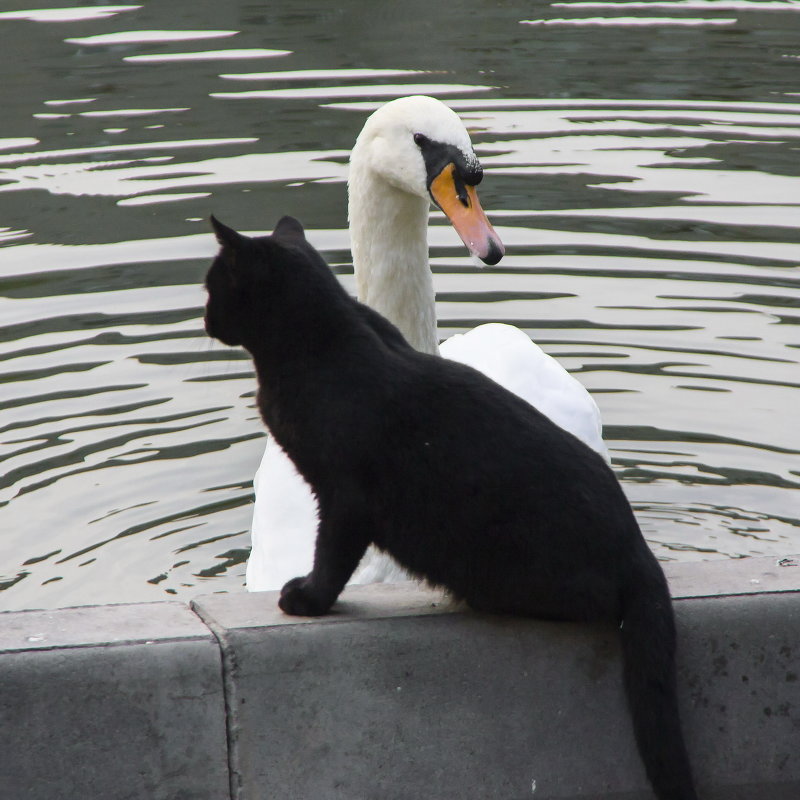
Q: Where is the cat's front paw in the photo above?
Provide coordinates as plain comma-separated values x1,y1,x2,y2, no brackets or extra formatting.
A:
278,576,330,617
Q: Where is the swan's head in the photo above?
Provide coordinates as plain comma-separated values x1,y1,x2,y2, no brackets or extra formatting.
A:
350,95,504,265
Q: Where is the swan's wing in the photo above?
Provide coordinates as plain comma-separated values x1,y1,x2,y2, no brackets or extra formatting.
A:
440,323,609,462
246,436,319,591
351,548,413,585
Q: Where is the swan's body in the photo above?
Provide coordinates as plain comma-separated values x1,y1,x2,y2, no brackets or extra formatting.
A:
246,96,606,592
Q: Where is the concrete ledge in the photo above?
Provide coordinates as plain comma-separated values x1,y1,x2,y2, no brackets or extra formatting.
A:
1,556,799,799
0,603,230,800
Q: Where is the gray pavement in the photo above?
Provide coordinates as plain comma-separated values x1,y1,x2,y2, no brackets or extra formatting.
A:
1,556,799,799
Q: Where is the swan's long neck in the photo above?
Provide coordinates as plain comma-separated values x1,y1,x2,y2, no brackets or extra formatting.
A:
348,162,440,356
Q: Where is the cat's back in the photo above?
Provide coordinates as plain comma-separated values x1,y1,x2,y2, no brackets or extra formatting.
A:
370,346,624,515
382,347,598,462
362,346,641,609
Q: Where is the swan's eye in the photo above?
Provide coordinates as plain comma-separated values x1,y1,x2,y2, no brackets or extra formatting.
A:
413,133,429,147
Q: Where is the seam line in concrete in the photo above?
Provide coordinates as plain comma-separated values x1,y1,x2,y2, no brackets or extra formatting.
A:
0,634,216,657
673,588,800,601
191,599,242,800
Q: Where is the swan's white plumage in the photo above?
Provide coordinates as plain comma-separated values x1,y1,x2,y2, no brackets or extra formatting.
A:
245,96,607,592
246,440,316,591
439,323,608,461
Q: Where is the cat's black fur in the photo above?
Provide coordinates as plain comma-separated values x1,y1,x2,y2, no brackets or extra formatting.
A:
204,215,699,800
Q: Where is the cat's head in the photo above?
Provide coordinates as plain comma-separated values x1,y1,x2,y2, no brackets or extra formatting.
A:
204,215,316,349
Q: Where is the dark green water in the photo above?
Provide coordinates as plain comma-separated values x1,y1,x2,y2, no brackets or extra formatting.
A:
1,0,799,610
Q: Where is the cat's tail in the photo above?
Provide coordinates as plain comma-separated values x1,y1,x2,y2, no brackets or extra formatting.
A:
619,561,698,800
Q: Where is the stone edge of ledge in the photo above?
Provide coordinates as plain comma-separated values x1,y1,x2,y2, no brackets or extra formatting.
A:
1,554,798,648
2,554,798,800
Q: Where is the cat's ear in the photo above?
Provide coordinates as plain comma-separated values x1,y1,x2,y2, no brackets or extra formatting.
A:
210,215,248,250
272,215,306,243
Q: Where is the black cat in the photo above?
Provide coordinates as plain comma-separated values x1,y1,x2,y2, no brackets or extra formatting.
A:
204,215,698,800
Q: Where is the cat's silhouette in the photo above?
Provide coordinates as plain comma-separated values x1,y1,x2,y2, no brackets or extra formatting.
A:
204,214,698,800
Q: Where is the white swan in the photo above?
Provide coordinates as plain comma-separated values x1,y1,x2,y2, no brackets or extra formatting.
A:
246,96,607,592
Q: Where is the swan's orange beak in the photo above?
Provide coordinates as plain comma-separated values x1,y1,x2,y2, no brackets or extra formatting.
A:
429,163,504,266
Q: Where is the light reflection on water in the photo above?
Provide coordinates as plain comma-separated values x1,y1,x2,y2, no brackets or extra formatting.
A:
0,0,798,611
